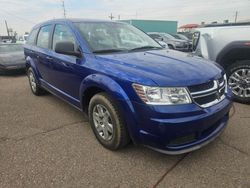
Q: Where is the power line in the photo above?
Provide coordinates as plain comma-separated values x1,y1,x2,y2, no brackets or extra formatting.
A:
0,8,36,24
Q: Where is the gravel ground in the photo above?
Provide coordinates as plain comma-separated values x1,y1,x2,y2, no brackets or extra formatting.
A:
0,73,249,188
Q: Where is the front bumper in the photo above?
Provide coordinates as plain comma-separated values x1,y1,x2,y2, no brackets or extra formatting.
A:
0,63,26,71
146,115,227,155
122,94,232,154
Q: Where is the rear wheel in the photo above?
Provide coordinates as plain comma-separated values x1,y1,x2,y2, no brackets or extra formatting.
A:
88,92,130,150
226,60,250,103
27,67,46,96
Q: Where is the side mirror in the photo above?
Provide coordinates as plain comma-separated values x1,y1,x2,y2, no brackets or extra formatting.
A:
55,41,82,58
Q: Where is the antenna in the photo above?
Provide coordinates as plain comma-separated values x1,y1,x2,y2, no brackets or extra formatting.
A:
61,0,66,18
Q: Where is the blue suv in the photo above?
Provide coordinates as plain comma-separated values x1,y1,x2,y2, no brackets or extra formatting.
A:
24,19,232,154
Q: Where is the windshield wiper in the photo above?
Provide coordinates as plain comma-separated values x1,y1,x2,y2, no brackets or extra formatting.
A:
93,48,128,54
129,46,163,51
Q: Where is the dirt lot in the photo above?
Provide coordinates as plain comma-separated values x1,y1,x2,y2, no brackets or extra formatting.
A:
0,74,250,188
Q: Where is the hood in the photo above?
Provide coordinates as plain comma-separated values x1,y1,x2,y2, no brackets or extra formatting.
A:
95,49,223,87
0,51,25,66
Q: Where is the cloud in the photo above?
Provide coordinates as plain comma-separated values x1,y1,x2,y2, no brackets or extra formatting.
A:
0,0,249,35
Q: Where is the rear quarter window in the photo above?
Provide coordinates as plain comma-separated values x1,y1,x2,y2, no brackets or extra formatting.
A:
27,28,39,45
37,25,53,49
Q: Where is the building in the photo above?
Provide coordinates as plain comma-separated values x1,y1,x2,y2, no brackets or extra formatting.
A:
120,19,178,34
178,24,200,32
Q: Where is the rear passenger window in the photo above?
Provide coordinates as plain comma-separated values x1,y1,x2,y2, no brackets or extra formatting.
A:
52,24,76,51
27,28,38,45
37,25,52,49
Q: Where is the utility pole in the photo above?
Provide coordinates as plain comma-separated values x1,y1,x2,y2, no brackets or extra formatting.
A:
234,11,238,23
61,0,66,18
109,13,115,20
5,20,10,37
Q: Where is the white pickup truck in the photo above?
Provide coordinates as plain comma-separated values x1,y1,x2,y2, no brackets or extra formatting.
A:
193,24,250,103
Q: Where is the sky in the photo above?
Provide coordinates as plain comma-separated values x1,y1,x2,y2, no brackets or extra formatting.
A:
0,0,250,35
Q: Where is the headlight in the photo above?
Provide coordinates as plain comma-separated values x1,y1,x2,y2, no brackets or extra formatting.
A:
133,84,192,105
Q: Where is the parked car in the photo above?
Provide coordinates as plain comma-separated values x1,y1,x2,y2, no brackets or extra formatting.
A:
177,32,194,40
24,19,232,154
148,32,189,51
0,43,25,73
193,25,250,103
170,33,192,51
157,40,169,48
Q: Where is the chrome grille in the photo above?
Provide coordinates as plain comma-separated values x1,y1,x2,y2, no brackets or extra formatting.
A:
188,75,227,108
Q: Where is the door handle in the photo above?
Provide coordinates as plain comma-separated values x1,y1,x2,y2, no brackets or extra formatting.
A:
46,56,53,60
61,62,70,67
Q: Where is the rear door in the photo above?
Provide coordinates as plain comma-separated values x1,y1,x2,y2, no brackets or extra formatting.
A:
34,25,53,83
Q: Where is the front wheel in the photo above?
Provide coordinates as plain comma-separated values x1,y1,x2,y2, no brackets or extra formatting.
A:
88,92,130,150
226,60,250,103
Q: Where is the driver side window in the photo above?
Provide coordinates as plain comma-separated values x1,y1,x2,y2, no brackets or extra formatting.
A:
52,24,76,51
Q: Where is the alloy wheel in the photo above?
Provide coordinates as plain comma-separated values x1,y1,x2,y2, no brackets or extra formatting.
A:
28,71,37,92
228,68,250,98
92,104,114,141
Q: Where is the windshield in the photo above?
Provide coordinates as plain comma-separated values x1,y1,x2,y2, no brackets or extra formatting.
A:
0,44,23,53
74,22,162,53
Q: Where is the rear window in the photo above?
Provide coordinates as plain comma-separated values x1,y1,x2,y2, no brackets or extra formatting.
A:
37,25,53,49
0,44,23,53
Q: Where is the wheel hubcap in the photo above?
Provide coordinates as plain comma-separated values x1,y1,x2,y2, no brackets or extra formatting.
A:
92,104,113,141
29,71,36,92
228,68,250,98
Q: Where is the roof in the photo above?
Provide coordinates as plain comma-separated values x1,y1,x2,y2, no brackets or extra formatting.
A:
32,18,118,30
203,22,250,28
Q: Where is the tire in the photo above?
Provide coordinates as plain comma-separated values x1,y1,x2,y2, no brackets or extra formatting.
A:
88,92,130,150
168,45,174,49
226,60,250,103
27,67,46,96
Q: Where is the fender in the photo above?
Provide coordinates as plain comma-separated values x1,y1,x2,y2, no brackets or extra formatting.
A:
25,56,41,84
79,74,140,144
216,41,250,65
79,74,131,105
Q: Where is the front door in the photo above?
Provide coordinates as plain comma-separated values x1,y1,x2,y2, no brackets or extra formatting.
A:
48,24,84,101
